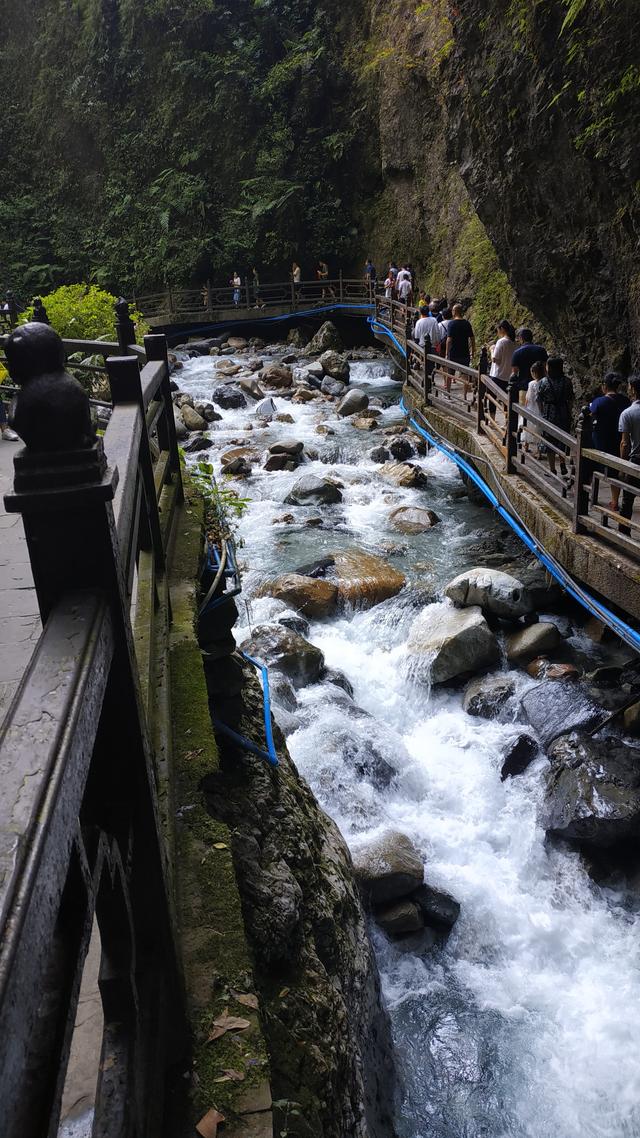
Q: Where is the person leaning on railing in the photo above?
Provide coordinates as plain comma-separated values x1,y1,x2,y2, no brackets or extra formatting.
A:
618,374,640,531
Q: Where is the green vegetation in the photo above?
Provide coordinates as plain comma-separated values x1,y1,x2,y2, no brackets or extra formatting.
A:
19,283,146,342
450,210,534,345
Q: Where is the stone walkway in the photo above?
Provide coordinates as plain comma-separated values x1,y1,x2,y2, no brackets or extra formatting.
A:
0,438,41,727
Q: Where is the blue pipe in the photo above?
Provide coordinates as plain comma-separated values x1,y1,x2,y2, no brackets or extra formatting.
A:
211,652,279,766
399,395,640,654
169,302,375,340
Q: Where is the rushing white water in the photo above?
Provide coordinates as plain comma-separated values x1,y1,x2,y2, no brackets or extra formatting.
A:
179,345,640,1138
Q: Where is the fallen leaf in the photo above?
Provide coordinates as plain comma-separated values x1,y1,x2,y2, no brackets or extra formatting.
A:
221,1068,245,1082
207,1008,251,1042
213,1076,232,1084
278,988,290,999
232,992,258,1010
196,1108,225,1138
213,842,228,850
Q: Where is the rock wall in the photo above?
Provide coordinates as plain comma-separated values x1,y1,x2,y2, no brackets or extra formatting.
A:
202,665,397,1138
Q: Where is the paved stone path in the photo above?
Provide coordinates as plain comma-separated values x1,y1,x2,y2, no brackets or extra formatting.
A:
0,438,41,727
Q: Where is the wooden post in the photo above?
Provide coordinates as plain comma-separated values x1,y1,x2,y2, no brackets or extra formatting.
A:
506,378,518,472
476,369,484,434
573,405,593,534
423,337,432,402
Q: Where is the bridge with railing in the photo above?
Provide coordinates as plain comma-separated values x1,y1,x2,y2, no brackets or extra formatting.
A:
134,275,375,327
373,296,640,629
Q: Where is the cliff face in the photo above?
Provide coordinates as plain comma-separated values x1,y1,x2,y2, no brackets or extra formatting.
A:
2,0,639,378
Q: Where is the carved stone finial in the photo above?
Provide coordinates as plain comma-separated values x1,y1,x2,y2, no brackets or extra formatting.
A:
115,297,136,351
31,297,50,325
5,322,95,452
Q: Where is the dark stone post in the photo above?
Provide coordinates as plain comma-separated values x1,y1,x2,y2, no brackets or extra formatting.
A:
144,333,184,498
506,377,519,473
115,297,137,353
32,297,50,324
573,404,593,534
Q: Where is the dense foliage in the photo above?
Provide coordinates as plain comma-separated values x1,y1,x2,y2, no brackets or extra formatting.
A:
20,283,145,342
0,0,377,298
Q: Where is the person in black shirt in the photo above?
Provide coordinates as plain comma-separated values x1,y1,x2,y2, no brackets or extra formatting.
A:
590,371,630,512
511,327,548,404
538,357,573,476
446,304,475,366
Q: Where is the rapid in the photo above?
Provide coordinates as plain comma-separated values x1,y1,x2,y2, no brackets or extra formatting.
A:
178,342,640,1138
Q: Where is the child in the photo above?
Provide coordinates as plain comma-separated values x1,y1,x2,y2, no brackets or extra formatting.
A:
523,359,545,453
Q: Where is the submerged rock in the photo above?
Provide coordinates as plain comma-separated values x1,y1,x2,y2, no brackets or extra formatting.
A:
389,506,440,534
408,604,500,685
285,473,343,506
445,567,534,619
353,831,424,904
262,572,339,618
543,733,640,848
463,673,516,718
240,624,325,688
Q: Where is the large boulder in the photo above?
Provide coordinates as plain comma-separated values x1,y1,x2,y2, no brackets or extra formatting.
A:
261,364,293,389
389,506,440,534
375,900,424,936
261,573,338,618
463,673,516,718
543,733,640,848
287,327,308,349
520,681,604,749
408,604,500,685
239,624,324,688
306,320,343,355
336,388,368,417
388,437,414,462
379,462,429,489
320,350,350,383
352,832,424,904
227,335,248,350
321,375,347,397
181,404,207,431
444,567,535,619
211,384,246,410
332,548,405,609
284,474,343,506
412,883,460,930
269,440,304,457
239,376,265,401
505,621,562,664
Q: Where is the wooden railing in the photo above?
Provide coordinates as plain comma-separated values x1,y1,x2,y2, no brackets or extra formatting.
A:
0,312,187,1134
378,296,640,563
134,275,376,323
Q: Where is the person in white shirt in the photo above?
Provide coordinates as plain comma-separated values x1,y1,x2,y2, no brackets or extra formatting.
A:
397,275,412,306
490,319,516,388
413,307,443,351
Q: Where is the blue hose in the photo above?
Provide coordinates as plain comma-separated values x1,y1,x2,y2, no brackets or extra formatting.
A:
211,652,279,767
170,302,375,340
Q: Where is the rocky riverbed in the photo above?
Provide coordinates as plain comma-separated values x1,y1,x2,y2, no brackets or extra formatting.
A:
174,321,640,1138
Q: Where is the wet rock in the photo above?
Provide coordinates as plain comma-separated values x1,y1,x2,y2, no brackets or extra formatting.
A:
282,352,298,365
389,506,440,534
316,423,336,436
285,474,343,506
240,624,325,688
292,388,318,403
239,376,265,401
215,359,243,376
463,673,516,718
320,350,350,382
305,320,343,354
506,621,562,665
321,375,347,397
182,434,212,452
501,558,563,609
352,831,424,904
223,456,252,476
264,453,297,472
246,356,264,372
332,548,405,609
275,412,294,424
212,384,246,410
520,682,604,749
501,734,539,779
272,513,295,525
412,883,460,930
336,388,368,417
370,446,390,463
352,417,379,431
306,360,325,379
375,900,424,937
408,604,500,685
202,404,222,422
187,338,218,354
543,733,640,848
181,404,207,431
528,660,581,680
276,611,310,637
268,673,298,713
261,572,339,618
221,445,259,468
623,701,640,736
261,364,293,389
269,439,304,457
287,327,308,349
227,335,248,350
445,567,534,619
380,462,429,489
254,396,278,420
388,437,414,461
174,414,188,440
322,667,354,697
329,729,397,789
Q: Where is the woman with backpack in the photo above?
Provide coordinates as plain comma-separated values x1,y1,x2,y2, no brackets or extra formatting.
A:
538,357,573,476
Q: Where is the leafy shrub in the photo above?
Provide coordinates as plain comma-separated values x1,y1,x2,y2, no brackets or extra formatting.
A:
20,284,147,343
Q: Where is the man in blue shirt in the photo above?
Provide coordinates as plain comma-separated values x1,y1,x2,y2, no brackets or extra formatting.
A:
511,328,548,403
591,372,630,513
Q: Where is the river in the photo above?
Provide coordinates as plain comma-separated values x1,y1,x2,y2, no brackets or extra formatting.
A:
176,341,640,1138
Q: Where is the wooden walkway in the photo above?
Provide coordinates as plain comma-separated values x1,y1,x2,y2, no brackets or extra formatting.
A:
0,438,40,726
